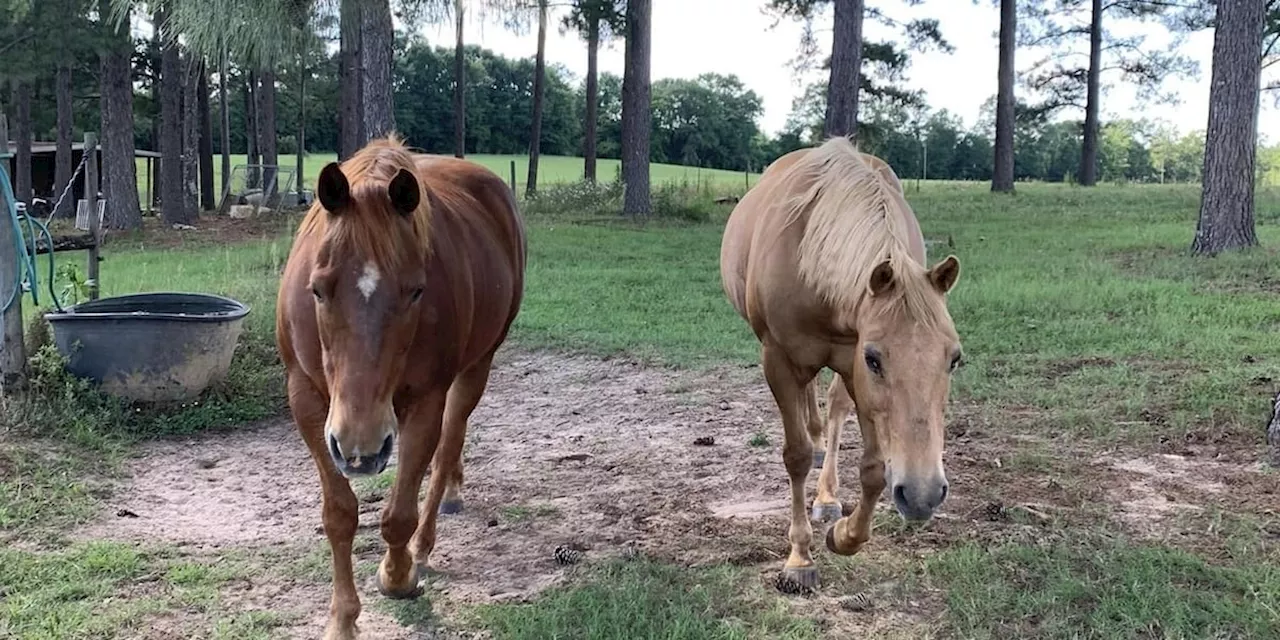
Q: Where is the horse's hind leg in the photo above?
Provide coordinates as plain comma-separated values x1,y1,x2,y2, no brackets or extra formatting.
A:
433,444,465,515
411,354,495,565
804,378,826,470
812,375,853,523
762,341,821,589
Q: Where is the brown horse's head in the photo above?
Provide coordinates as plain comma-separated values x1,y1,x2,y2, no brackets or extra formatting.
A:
849,255,962,522
308,159,427,477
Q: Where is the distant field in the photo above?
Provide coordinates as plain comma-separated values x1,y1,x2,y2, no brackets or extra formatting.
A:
133,153,759,205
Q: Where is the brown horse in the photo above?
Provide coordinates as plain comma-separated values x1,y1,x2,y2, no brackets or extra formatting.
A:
275,136,525,639
719,136,962,589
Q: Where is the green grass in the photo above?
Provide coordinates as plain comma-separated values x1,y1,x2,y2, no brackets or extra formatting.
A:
6,179,1280,637
472,558,820,640
927,535,1280,639
134,153,759,204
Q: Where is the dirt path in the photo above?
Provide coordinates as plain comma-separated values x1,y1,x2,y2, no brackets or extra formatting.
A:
78,349,833,637
75,348,1276,638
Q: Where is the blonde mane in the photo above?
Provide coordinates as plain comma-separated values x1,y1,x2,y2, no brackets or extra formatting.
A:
297,134,432,270
780,136,946,327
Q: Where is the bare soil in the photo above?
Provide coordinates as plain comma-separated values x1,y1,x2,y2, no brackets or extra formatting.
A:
74,348,1275,638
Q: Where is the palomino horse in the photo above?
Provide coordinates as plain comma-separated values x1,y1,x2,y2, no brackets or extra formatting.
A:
276,136,525,639
719,136,962,589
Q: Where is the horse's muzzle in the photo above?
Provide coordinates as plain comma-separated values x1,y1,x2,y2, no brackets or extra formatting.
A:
328,431,394,477
892,479,948,522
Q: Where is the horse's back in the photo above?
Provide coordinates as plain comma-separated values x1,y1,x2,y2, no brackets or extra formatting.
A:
720,148,812,319
414,155,526,366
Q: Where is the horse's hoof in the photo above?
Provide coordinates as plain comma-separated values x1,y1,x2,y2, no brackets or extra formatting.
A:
825,523,863,556
811,501,841,523
376,563,425,600
776,565,819,594
439,499,464,515
322,622,358,640
812,450,825,469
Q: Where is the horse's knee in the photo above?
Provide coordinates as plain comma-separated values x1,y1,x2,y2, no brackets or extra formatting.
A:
322,492,359,540
782,441,814,476
380,505,419,546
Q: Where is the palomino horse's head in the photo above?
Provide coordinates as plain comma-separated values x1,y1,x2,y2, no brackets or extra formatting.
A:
850,255,962,522
309,160,427,477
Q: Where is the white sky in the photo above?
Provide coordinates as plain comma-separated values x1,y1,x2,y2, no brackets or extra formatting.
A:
420,0,1278,142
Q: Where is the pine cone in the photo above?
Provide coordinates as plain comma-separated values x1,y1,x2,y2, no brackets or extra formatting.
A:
839,592,873,612
553,545,583,566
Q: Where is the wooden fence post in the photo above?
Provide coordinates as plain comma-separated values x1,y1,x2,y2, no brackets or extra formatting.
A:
85,132,100,301
0,114,26,392
509,160,517,195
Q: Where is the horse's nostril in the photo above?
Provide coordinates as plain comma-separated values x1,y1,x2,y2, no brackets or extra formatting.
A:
893,484,907,507
380,434,395,458
939,483,949,502
328,433,343,460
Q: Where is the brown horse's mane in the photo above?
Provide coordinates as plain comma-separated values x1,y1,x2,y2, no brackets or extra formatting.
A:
779,136,948,328
297,134,432,270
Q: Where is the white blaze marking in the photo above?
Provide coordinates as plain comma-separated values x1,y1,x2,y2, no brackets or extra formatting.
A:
357,262,380,300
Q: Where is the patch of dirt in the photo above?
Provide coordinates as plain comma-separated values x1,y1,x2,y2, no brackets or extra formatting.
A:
92,211,301,252
81,348,965,637
1092,451,1275,541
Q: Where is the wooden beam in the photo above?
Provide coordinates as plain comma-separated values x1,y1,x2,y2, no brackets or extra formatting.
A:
0,114,26,392
33,234,96,255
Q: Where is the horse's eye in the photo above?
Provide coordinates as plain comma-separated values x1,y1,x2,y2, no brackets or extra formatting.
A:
409,287,424,302
864,348,883,377
950,354,964,373
311,287,323,302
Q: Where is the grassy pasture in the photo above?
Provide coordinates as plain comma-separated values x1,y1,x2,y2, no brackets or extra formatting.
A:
3,178,1280,639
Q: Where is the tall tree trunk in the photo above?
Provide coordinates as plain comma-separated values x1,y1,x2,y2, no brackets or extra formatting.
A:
12,81,31,203
584,18,599,183
361,0,395,141
219,47,230,197
182,57,200,221
1079,0,1102,186
1191,0,1264,255
159,3,186,224
198,62,215,210
259,69,279,201
245,72,259,189
99,0,142,231
150,8,162,155
526,0,548,197
823,0,864,139
54,60,73,218
298,55,307,206
621,0,652,216
454,0,466,158
339,0,363,159
991,0,1016,193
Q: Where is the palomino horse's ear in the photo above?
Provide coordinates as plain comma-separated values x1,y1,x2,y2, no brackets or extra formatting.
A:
928,255,961,293
869,259,895,296
387,169,420,217
317,163,350,214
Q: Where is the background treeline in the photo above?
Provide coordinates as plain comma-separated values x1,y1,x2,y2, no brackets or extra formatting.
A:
19,28,1275,186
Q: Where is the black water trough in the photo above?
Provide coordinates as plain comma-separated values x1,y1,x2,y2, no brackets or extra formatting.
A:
44,292,251,403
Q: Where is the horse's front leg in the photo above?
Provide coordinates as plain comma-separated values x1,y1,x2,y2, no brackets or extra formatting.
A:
289,373,362,640
762,342,821,589
375,389,446,599
826,399,885,556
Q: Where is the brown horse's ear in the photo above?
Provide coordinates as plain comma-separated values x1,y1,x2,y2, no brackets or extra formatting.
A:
387,169,420,217
869,259,895,296
928,255,961,293
317,163,350,214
